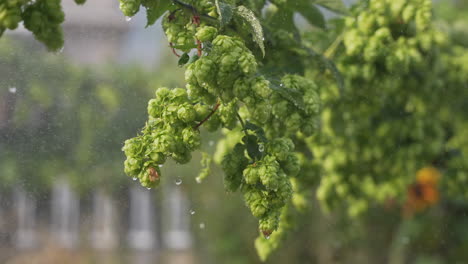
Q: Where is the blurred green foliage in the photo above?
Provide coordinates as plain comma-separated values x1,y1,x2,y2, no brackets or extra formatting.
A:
1,0,468,263
0,37,185,195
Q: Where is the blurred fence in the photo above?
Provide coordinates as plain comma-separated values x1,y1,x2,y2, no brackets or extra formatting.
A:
0,180,195,264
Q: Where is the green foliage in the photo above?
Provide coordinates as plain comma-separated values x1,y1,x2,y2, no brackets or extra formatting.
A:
301,0,468,219
121,0,328,259
2,0,468,262
234,5,265,56
0,38,160,194
0,0,68,51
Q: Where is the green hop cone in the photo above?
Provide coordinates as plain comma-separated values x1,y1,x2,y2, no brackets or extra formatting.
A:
252,77,272,98
22,0,65,51
195,26,218,42
171,88,189,104
139,164,161,188
177,105,197,123
259,211,280,236
149,151,166,164
243,188,269,218
194,104,211,121
222,144,248,192
122,137,144,157
243,164,260,185
119,0,141,17
181,127,201,150
267,138,294,161
281,153,301,176
2,9,21,29
148,98,163,118
172,150,192,164
218,101,238,130
204,114,221,132
258,155,281,190
233,77,252,100
152,131,177,153
124,157,142,176
155,87,171,99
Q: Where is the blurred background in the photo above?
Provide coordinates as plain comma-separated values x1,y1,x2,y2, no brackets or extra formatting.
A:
1,0,468,264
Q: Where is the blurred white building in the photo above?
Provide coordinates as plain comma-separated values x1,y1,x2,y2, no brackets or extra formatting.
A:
7,0,166,67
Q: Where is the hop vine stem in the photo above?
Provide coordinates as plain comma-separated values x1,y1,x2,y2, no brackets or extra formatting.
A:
323,34,344,59
172,0,197,13
171,0,218,24
236,112,246,129
194,102,220,130
169,42,181,57
236,112,250,138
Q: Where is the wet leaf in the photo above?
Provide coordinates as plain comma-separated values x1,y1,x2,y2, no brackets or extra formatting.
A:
235,6,265,57
312,0,349,15
298,1,326,29
215,0,234,27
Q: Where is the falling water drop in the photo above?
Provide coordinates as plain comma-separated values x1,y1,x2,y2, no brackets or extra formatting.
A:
132,177,137,181
258,143,265,152
125,16,132,22
265,235,270,240
158,164,163,168
175,178,182,185
9,87,16,93
190,209,195,215
196,177,202,184
208,140,215,147
147,187,152,190
402,236,410,244
279,83,284,87
199,222,205,229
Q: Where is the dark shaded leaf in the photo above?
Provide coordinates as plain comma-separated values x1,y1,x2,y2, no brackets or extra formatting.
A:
243,135,262,160
298,2,326,29
295,46,345,95
267,77,307,113
215,0,234,27
312,0,349,15
188,54,200,64
143,0,171,27
245,121,267,143
178,53,190,66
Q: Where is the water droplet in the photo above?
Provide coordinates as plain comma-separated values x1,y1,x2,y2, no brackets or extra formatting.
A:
265,235,270,240
258,143,265,152
175,178,182,185
199,222,205,229
208,140,214,147
262,37,265,41
132,177,137,181
196,177,202,184
147,187,152,190
8,87,16,93
125,16,132,22
280,83,284,87
202,82,207,87
158,164,163,168
402,236,410,244
190,209,195,215
59,47,64,53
